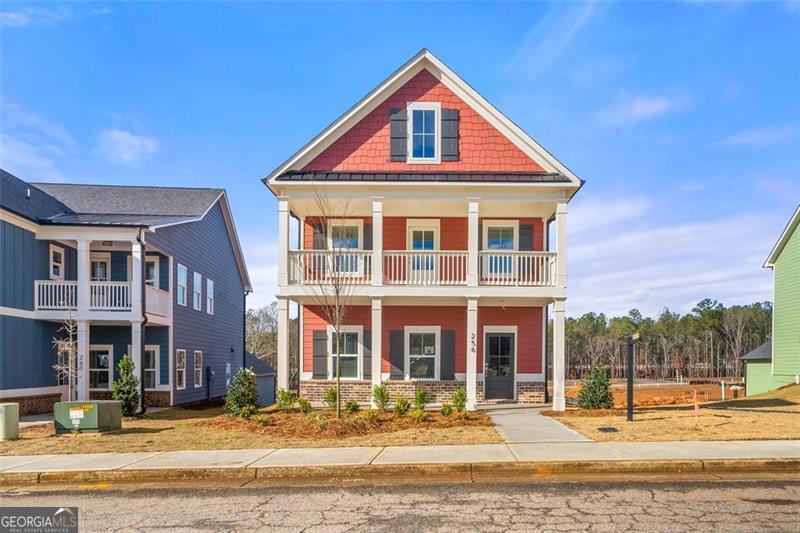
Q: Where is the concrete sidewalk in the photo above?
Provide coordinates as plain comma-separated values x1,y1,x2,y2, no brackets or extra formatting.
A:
485,407,592,443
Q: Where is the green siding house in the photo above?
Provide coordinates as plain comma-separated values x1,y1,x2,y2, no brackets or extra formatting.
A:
744,206,800,395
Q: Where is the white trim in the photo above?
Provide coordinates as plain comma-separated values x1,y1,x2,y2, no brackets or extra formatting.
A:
89,252,111,281
264,49,582,188
0,306,35,319
406,101,441,164
327,218,364,250
206,278,215,315
482,220,520,251
764,204,800,267
176,263,188,306
192,272,202,311
0,208,40,233
404,325,441,381
194,350,203,388
405,219,441,249
483,325,518,401
127,254,160,288
88,344,114,391
326,324,363,380
49,244,65,281
128,344,162,390
175,349,187,390
168,258,174,403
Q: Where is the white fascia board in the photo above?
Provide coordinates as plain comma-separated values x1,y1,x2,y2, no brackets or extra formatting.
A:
263,49,583,190
764,204,800,268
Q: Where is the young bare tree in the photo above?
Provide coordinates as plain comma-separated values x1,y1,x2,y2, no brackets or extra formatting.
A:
52,310,78,401
300,190,361,418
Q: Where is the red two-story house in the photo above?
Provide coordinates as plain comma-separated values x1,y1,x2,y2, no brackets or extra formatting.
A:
264,49,581,410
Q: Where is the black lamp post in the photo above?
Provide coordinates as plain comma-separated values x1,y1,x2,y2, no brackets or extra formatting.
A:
627,332,641,422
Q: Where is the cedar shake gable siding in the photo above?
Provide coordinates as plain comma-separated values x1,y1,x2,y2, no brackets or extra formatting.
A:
303,70,544,173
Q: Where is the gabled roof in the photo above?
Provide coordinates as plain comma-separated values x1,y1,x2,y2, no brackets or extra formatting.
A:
275,171,570,183
0,169,72,221
263,49,583,191
765,205,800,268
741,340,771,361
245,352,276,375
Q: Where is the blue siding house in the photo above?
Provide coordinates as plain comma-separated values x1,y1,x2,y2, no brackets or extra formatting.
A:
0,169,251,414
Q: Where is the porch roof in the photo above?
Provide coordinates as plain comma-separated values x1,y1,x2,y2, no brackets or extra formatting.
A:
275,171,571,183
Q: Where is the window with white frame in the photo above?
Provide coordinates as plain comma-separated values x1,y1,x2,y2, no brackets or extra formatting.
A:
328,326,361,379
127,256,160,287
194,350,203,387
193,272,202,310
328,220,362,274
130,344,159,389
407,102,441,163
90,253,110,281
177,264,187,306
406,219,440,274
483,221,518,275
206,279,214,315
405,326,440,380
89,345,113,390
49,244,65,280
176,349,186,389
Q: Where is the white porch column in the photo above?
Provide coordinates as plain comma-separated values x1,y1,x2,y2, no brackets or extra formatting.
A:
277,298,290,390
552,299,566,411
131,320,143,409
370,298,382,400
76,320,89,401
556,201,567,289
466,298,478,409
467,198,480,287
371,198,383,286
76,240,92,316
131,240,143,317
277,197,290,287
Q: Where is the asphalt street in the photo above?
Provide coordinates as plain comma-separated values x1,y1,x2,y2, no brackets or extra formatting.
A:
2,479,799,532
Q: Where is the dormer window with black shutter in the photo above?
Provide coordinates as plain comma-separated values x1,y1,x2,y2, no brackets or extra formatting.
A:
389,102,459,163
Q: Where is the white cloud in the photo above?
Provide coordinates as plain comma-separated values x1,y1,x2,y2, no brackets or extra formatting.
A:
95,129,159,164
0,134,68,182
597,95,681,125
711,126,799,147
0,7,110,28
2,101,75,147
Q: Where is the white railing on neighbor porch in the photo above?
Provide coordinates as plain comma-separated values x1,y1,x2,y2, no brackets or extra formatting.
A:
35,280,78,310
89,281,132,311
383,250,468,285
146,285,170,317
479,251,557,286
289,250,373,285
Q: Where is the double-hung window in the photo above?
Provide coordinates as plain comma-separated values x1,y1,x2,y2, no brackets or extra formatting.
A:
405,326,440,380
193,272,202,310
176,349,186,390
89,345,113,390
329,220,362,275
131,344,159,389
329,326,361,379
177,264,187,306
90,253,110,281
194,351,203,387
206,279,214,314
145,257,159,287
49,244,65,280
407,102,440,163
484,222,518,276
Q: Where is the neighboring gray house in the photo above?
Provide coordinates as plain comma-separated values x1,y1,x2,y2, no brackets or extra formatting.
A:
0,170,252,414
245,351,276,406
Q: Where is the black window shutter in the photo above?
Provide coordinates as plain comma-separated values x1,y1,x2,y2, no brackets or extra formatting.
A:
519,224,534,251
312,330,328,379
440,330,456,380
389,330,404,379
389,108,407,161
363,223,373,250
363,330,372,380
478,223,483,251
441,108,459,161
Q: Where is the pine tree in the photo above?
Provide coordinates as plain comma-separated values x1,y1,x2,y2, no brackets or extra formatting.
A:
577,365,614,409
113,355,140,416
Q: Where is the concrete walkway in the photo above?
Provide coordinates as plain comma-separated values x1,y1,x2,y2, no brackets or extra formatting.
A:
485,407,592,443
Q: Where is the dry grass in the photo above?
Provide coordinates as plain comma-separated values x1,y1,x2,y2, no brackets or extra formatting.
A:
545,384,800,441
0,406,500,456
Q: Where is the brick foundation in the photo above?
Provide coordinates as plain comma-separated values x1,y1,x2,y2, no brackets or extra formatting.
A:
89,390,171,407
2,393,63,416
299,380,545,406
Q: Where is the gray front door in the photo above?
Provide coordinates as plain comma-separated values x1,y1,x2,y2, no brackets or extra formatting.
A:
485,333,514,400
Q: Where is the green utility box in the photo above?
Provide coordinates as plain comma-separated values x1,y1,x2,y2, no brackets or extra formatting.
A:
54,401,122,434
0,403,20,441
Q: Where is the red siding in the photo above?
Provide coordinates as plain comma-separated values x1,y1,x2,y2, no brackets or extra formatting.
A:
303,70,544,173
302,216,372,249
478,306,543,373
302,305,371,372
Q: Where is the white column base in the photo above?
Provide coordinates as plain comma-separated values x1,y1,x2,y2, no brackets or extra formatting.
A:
131,321,143,410
277,299,290,391
552,299,566,412
370,298,382,407
466,298,478,410
76,320,89,401
552,397,566,411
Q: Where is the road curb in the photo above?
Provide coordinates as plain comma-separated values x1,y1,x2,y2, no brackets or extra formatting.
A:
2,458,798,487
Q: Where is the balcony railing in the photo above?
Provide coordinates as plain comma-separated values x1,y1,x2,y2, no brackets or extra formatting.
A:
145,285,170,317
89,281,132,310
35,280,134,312
286,250,558,287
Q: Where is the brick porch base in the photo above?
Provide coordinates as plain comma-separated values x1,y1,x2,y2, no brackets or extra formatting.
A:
2,393,63,416
89,390,172,407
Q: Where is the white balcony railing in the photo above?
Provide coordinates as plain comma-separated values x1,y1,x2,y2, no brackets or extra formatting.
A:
145,285,170,317
289,250,373,285
89,281,132,310
35,280,77,310
479,251,557,286
384,250,468,285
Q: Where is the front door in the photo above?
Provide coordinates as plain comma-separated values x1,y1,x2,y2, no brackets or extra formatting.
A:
484,333,514,400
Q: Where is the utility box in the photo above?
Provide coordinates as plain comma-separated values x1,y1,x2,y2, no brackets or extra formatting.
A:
54,401,122,434
0,403,20,441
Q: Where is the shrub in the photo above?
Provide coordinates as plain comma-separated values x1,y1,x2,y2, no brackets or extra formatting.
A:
309,412,328,431
452,388,467,412
298,397,313,415
250,413,271,426
413,388,428,411
577,365,614,410
394,396,410,416
345,400,360,414
240,405,258,420
324,387,339,410
276,389,296,412
112,354,140,416
224,368,259,417
408,409,428,422
440,402,454,417
372,384,390,410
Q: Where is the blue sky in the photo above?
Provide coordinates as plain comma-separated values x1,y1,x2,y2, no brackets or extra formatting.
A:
2,2,798,316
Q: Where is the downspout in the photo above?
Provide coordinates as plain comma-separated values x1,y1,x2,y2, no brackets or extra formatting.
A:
138,227,149,415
